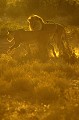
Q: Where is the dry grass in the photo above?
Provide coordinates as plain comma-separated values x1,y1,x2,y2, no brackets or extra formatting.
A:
0,53,79,120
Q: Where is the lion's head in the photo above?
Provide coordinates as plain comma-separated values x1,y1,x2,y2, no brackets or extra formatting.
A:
27,14,45,31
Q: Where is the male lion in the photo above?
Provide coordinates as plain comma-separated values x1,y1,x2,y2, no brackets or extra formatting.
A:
27,14,71,57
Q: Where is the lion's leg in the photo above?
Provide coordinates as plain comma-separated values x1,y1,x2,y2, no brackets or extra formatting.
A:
37,42,49,62
54,31,66,56
27,44,31,55
7,41,20,53
25,44,33,60
49,33,57,58
61,32,70,51
49,43,57,57
60,32,73,57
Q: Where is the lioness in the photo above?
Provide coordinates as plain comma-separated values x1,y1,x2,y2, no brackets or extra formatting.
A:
7,29,51,61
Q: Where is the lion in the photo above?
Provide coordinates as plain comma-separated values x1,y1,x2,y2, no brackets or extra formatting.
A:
7,29,39,52
7,29,51,61
27,14,72,57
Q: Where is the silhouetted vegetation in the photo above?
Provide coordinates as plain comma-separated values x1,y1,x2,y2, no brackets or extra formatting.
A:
0,0,79,25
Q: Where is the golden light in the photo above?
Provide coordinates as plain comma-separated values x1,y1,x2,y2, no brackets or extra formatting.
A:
74,48,79,58
7,0,21,5
50,49,59,57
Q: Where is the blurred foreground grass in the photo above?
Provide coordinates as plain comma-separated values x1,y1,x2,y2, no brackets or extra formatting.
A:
0,53,79,120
